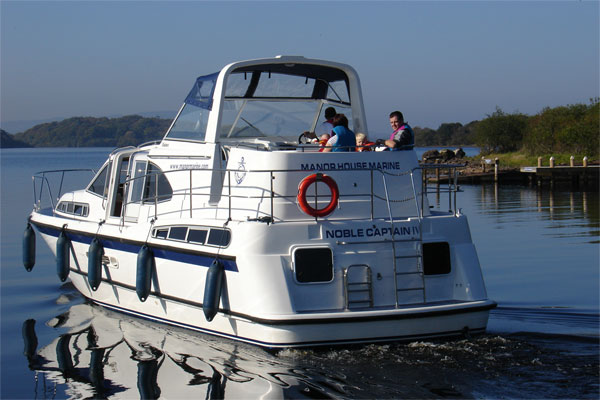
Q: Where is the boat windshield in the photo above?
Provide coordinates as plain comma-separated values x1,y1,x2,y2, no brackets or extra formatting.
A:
165,64,354,144
219,69,352,143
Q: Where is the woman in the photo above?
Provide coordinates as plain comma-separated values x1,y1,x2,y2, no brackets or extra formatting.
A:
322,114,355,152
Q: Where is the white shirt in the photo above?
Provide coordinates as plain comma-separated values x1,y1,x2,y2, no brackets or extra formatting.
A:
315,120,334,136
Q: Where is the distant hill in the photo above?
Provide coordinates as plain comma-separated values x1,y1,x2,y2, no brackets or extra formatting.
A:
12,115,173,147
1,129,32,148
0,110,176,134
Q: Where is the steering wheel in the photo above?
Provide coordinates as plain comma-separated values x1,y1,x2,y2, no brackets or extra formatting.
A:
298,131,313,144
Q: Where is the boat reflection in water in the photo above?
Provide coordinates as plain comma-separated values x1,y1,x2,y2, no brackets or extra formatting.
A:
22,298,347,399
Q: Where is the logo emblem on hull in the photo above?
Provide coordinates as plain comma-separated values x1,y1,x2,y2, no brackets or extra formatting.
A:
235,157,246,184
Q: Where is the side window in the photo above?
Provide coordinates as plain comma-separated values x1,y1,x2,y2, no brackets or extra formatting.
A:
144,163,172,203
294,248,333,283
87,161,112,197
423,242,451,275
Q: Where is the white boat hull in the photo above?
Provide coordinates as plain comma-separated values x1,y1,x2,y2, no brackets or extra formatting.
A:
32,212,495,348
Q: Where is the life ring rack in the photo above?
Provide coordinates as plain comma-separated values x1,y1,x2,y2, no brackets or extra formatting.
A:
297,173,339,218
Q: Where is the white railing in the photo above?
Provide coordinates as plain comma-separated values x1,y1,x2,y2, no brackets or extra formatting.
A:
118,165,461,224
32,169,96,211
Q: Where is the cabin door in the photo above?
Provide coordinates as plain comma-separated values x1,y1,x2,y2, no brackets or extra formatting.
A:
123,159,147,222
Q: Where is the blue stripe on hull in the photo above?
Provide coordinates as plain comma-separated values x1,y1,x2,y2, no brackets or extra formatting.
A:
32,221,238,272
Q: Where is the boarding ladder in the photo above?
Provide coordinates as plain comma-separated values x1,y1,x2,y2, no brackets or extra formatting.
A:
381,170,426,306
343,264,373,309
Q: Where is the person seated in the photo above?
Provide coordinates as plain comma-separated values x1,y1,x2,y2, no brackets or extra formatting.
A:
384,111,414,150
322,114,355,152
355,132,375,152
315,107,336,136
301,107,337,143
318,133,330,152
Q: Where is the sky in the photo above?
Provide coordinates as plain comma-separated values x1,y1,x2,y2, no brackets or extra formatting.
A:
1,1,598,136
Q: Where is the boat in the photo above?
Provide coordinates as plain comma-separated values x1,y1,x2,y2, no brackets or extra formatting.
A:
24,55,496,347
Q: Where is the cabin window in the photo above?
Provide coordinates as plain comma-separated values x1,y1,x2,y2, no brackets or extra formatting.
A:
188,229,208,244
206,229,231,247
294,248,333,283
423,242,452,275
152,226,230,248
155,229,168,239
128,161,172,204
168,227,188,241
143,163,172,203
87,162,111,197
57,201,89,217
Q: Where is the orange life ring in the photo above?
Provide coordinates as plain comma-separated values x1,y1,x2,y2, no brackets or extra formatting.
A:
297,173,339,217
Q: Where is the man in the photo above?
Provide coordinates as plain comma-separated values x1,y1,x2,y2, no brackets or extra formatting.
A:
315,107,336,137
384,111,414,150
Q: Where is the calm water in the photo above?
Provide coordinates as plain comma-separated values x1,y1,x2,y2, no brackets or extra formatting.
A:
1,148,598,399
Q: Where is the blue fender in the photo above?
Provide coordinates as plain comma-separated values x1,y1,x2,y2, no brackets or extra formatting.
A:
88,238,103,291
136,245,154,302
203,259,224,322
56,231,71,282
23,223,36,271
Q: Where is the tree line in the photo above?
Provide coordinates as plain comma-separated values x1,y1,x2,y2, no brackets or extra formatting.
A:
415,99,599,157
2,100,598,157
3,115,171,148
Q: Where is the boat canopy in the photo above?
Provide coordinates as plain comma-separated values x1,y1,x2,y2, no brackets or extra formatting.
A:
164,57,366,145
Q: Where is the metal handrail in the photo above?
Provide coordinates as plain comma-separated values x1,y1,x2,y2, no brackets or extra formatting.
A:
32,164,463,223
32,169,96,211
117,166,426,223
419,164,462,216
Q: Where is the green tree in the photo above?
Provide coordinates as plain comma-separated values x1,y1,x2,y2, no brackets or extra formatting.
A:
524,100,599,156
475,107,528,153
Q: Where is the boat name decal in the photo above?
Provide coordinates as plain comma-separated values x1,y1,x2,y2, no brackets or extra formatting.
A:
301,161,402,171
169,163,210,170
325,225,419,239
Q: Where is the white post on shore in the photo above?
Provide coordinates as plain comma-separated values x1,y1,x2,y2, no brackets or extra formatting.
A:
494,158,499,182
583,156,588,167
570,156,575,167
537,157,542,168
549,156,555,168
